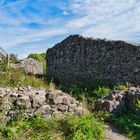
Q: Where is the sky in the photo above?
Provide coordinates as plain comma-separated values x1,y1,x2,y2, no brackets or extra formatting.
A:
0,0,140,58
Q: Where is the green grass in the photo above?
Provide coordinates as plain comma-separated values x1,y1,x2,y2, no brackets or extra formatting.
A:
0,65,48,88
0,113,105,140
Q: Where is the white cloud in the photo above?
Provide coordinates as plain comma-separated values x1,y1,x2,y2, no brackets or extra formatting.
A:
0,28,68,49
66,0,138,27
0,0,140,58
64,0,140,42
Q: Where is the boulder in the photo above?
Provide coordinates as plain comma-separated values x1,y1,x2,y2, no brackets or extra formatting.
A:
11,58,43,75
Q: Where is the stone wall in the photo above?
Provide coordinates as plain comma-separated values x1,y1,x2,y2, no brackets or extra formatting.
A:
46,35,140,86
0,87,87,120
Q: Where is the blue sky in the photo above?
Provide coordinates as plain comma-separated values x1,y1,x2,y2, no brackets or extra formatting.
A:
0,0,140,58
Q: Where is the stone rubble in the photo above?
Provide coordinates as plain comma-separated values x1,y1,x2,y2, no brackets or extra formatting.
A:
94,87,140,114
0,87,87,120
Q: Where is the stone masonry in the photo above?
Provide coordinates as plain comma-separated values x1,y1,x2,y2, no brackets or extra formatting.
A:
46,35,140,86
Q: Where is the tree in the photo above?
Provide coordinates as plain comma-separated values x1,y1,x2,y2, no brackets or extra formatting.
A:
9,53,18,63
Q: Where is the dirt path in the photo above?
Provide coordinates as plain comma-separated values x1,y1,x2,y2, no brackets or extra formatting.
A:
105,124,131,140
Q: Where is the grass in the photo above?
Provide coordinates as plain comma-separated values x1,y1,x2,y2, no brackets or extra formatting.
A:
0,113,105,140
0,64,48,88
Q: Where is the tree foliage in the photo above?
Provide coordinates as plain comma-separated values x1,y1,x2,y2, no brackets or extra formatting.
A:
9,53,18,63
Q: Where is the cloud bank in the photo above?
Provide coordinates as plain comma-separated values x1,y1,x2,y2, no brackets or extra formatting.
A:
0,0,140,58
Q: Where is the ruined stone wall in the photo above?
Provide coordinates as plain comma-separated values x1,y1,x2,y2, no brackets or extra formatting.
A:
46,35,140,86
0,87,86,120
94,87,140,114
